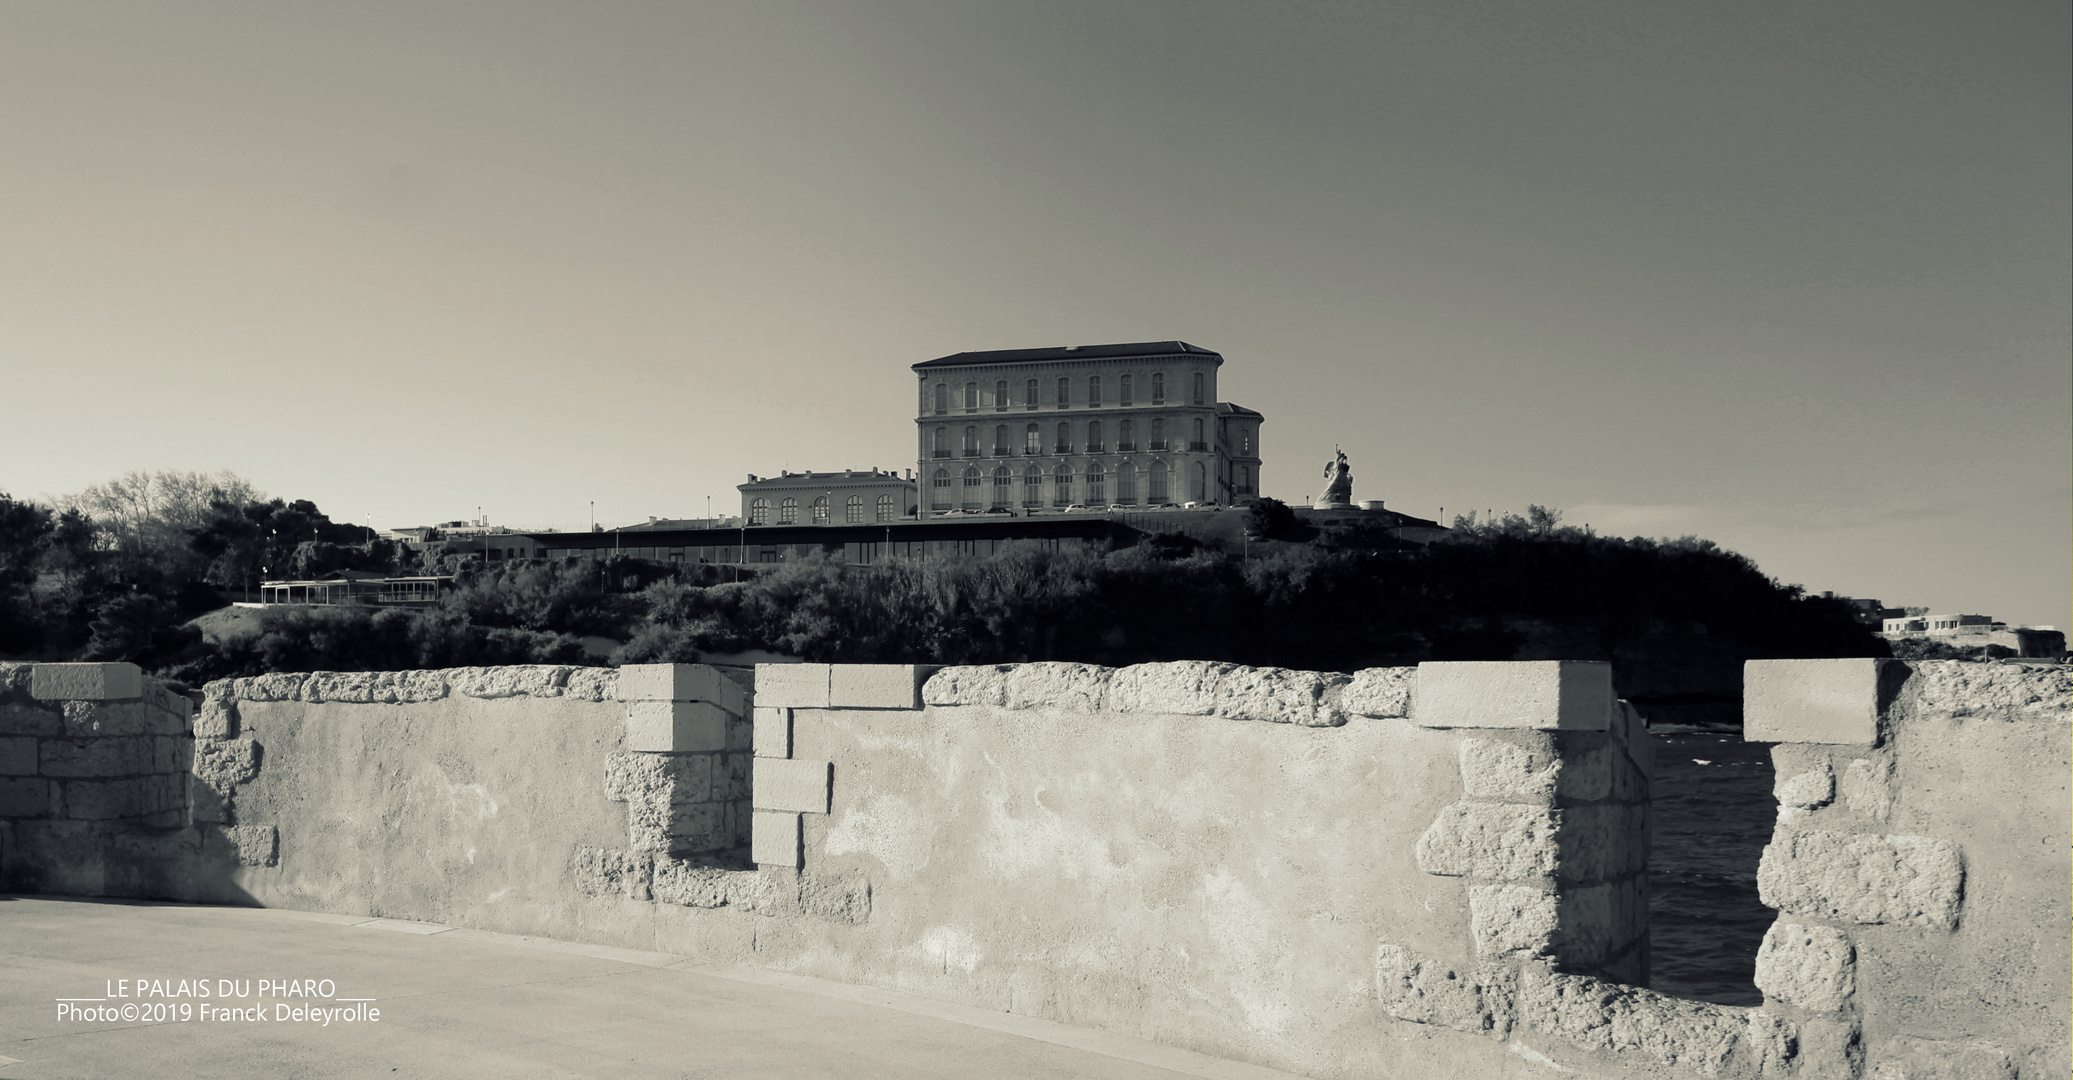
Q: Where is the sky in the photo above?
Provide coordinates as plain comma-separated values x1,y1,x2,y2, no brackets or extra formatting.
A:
1,1,2066,626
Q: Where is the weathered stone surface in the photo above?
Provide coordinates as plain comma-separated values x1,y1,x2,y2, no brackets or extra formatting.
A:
1213,666,1349,727
1904,660,2070,723
1518,965,1758,1075
921,665,1010,707
1555,741,1618,803
755,664,831,709
1746,659,1882,745
651,857,734,907
605,752,720,853
562,667,617,702
449,666,569,699
754,758,831,814
0,777,50,817
1796,1019,1864,1080
1551,804,1643,883
0,702,63,736
1104,661,1227,716
1417,802,1559,879
1777,761,1836,814
1755,921,1854,1012
619,664,748,713
570,845,650,900
1867,1036,2016,1080
30,663,143,702
1840,756,1894,821
60,701,172,736
1374,942,1512,1033
226,673,308,702
193,698,238,739
193,739,260,792
753,707,790,758
1004,663,1111,713
1414,661,1612,731
714,753,752,802
190,781,231,824
0,735,35,776
828,665,930,710
61,778,146,820
1758,828,1963,929
1458,737,1560,802
751,810,799,868
625,700,729,752
40,737,152,777
114,827,201,859
299,670,451,704
1339,666,1414,718
204,823,277,867
1470,883,1558,958
1551,879,1649,968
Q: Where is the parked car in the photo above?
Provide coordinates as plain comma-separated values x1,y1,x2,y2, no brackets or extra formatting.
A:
982,507,1015,515
1063,503,1092,513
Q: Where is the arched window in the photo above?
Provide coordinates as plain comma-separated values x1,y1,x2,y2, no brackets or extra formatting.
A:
1052,464,1072,506
931,469,951,510
992,466,1012,507
1026,378,1039,409
1192,462,1207,503
1149,460,1170,503
749,498,769,525
1152,372,1165,404
845,495,864,523
1087,462,1106,504
963,426,979,455
1151,417,1166,449
1087,420,1104,452
1192,417,1205,450
1057,376,1070,408
779,497,799,524
811,496,830,524
1088,376,1102,407
962,467,983,510
993,424,1008,454
1193,372,1205,405
1022,465,1043,507
964,382,978,411
1024,423,1041,454
876,493,894,522
1120,374,1133,405
1119,419,1135,451
934,427,949,458
1237,465,1251,495
1116,462,1136,505
934,383,947,415
1055,422,1071,453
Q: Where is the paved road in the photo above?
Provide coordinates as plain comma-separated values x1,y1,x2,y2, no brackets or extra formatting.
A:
0,895,1304,1080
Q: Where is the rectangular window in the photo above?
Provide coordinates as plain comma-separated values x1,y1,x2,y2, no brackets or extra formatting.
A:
1057,377,1070,408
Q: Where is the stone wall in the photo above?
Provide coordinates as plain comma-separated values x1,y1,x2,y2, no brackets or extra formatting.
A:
1746,659,2070,1080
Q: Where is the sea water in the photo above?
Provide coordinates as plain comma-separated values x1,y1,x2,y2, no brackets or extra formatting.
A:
1646,727,1776,1006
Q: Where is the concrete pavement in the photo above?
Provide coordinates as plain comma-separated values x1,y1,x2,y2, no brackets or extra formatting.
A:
0,895,1309,1080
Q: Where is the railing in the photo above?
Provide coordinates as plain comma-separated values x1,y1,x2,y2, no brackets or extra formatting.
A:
932,450,950,458
1149,440,1168,451
962,448,980,457
993,447,1010,456
1086,442,1105,453
1055,444,1072,454
1189,441,1208,451
1116,441,1136,452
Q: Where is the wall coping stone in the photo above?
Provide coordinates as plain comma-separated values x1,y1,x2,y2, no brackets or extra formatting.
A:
1413,661,1612,731
30,663,143,702
1745,659,1883,744
204,665,619,705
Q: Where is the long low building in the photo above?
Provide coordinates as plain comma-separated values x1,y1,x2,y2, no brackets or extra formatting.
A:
526,513,1141,567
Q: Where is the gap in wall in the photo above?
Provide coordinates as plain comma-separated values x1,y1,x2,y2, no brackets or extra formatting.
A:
1646,726,1776,1005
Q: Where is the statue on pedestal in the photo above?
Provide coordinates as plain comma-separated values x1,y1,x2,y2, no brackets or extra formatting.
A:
1320,447,1354,507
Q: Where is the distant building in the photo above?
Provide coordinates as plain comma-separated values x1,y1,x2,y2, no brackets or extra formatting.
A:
1877,611,2067,660
1881,613,1996,635
738,469,918,527
912,341,1265,513
258,571,451,607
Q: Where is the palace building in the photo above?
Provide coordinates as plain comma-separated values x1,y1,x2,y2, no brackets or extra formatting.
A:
912,341,1265,513
738,468,918,527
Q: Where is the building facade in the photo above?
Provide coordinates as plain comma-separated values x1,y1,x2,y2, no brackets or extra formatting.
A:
738,468,918,527
912,341,1266,512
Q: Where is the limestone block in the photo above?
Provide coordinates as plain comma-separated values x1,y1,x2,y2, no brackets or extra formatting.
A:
29,663,143,702
1373,943,1511,1033
625,701,730,753
755,664,831,709
0,735,34,776
570,845,650,900
1340,666,1414,718
193,698,238,739
1553,804,1644,883
714,753,752,803
1470,883,1558,957
1867,1037,2016,1080
1745,659,1882,745
193,739,260,792
1416,802,1559,879
1758,828,1963,929
1104,661,1226,716
1413,661,1612,731
61,778,146,820
1616,701,1652,777
0,777,50,817
115,827,201,859
605,752,711,806
1551,879,1650,967
1005,662,1112,713
452,665,576,699
921,665,1010,707
1458,738,1561,802
301,670,451,704
0,702,63,736
1554,741,1618,803
563,667,617,702
1797,1019,1865,1080
203,823,277,867
754,758,831,814
1904,660,2069,722
40,737,151,777
225,673,309,702
752,810,800,868
1213,666,1348,727
666,803,727,854
828,665,930,710
725,710,752,751
618,664,748,714
1841,757,1894,821
1517,965,1752,1075
753,707,791,759
59,701,167,737
1754,921,1854,1012
1776,761,1836,821
190,781,230,824
651,857,733,907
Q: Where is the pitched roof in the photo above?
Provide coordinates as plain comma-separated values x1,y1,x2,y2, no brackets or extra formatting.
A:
913,341,1221,370
1217,401,1264,419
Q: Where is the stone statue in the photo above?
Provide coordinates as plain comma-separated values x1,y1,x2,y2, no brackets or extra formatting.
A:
1321,447,1353,506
